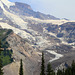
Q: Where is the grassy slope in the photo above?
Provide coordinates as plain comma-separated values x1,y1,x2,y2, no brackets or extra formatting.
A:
0,49,13,66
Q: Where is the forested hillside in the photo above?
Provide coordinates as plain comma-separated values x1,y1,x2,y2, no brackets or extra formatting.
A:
0,29,13,66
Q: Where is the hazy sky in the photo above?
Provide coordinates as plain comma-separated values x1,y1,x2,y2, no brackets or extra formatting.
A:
9,0,75,20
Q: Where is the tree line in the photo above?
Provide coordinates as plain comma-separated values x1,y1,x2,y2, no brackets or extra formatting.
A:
40,52,75,75
0,48,75,75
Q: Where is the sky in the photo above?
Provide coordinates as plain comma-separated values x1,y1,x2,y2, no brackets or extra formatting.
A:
9,0,75,20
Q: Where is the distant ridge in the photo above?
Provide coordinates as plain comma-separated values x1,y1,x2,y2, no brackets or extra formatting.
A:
9,2,60,20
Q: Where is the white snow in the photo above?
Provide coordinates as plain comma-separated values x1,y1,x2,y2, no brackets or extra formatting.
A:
0,1,28,29
0,18,2,20
24,16,75,25
46,50,63,62
3,11,28,29
0,1,5,10
0,0,15,8
0,22,35,41
49,32,56,37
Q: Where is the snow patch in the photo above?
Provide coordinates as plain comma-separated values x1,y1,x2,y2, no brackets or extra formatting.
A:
4,11,28,29
1,0,15,8
0,18,3,20
0,22,35,41
49,32,56,37
0,1,5,10
24,16,75,25
46,50,63,62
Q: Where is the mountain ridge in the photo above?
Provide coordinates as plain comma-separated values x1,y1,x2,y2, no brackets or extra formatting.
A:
0,0,60,20
10,2,60,20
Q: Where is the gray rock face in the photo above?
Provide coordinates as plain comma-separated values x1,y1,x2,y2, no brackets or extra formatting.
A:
0,7,3,15
0,7,5,18
9,2,59,20
46,22,75,43
4,32,41,75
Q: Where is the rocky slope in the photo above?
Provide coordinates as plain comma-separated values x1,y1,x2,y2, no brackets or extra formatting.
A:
2,30,41,75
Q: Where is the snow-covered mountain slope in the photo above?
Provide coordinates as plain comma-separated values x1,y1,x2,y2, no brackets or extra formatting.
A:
21,16,74,25
0,0,75,49
0,0,28,29
0,22,35,41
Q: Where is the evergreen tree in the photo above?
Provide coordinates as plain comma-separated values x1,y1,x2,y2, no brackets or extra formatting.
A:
40,52,45,75
0,40,3,54
0,59,3,75
46,63,55,75
0,40,3,75
62,68,65,75
65,67,72,75
57,69,63,75
19,59,23,75
71,60,75,75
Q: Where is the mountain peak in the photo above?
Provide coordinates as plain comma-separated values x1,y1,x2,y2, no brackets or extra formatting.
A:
15,2,32,10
